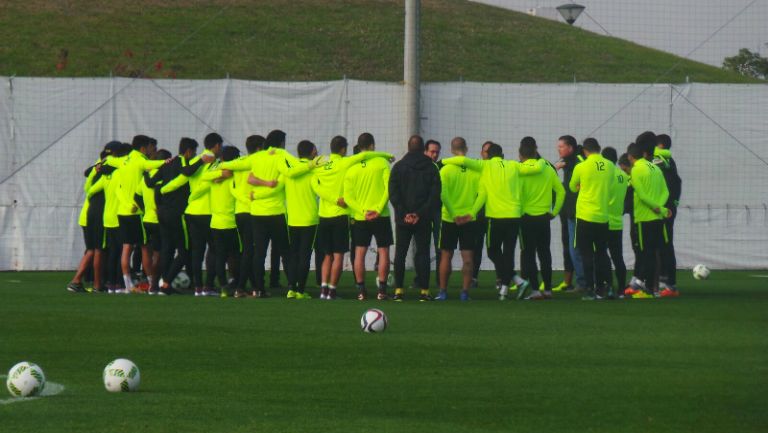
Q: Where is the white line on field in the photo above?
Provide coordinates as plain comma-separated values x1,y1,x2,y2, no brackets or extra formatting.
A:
0,375,65,405
750,275,768,278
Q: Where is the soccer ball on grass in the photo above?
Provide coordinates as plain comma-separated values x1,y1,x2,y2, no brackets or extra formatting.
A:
103,358,141,392
172,271,191,290
361,309,388,333
6,361,46,397
692,264,710,280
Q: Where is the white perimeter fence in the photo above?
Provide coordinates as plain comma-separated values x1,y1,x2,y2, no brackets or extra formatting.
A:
0,77,766,270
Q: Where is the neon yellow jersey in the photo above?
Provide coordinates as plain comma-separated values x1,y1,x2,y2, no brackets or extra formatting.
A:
442,156,545,219
631,159,669,223
520,160,565,217
608,168,629,230
88,155,125,228
78,162,100,227
210,173,237,230
110,149,165,216
246,148,310,216
142,168,159,224
439,161,480,222
569,153,615,223
222,155,257,214
343,156,391,221
311,151,392,218
185,150,215,216
286,158,319,227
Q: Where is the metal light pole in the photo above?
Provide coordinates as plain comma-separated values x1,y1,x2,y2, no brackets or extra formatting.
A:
404,0,420,139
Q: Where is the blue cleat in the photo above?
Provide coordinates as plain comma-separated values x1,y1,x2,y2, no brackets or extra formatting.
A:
435,290,448,301
459,291,470,302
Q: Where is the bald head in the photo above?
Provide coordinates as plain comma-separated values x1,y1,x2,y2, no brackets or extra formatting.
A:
450,137,467,156
408,135,425,153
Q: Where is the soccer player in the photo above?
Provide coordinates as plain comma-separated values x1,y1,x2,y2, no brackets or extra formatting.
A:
311,136,392,300
554,135,586,292
161,133,221,296
424,139,443,287
224,135,264,297
443,142,546,300
436,137,480,301
471,140,494,288
569,138,614,300
68,147,113,293
88,142,131,293
281,140,323,300
518,137,564,300
602,146,629,298
627,133,671,298
141,148,172,293
150,138,200,295
655,134,682,296
104,135,166,293
343,132,393,301
389,135,441,301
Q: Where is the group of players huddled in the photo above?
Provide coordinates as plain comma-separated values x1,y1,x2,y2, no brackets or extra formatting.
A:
66,129,681,301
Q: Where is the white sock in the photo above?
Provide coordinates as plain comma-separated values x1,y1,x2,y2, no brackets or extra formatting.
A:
147,276,154,287
500,285,509,296
123,274,134,289
513,275,525,286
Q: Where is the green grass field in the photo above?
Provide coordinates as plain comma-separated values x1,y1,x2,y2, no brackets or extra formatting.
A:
1,270,766,432
0,0,755,83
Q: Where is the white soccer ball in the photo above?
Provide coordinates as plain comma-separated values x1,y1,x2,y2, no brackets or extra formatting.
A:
361,309,388,333
692,264,710,280
6,362,46,397
103,359,141,392
172,271,191,290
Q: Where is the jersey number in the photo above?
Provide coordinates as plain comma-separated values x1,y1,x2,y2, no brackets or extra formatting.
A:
595,161,605,171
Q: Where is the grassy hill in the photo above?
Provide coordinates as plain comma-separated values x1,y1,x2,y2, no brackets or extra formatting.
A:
0,0,755,83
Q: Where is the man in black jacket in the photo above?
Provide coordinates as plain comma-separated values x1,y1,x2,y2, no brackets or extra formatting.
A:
655,134,682,294
554,135,586,292
389,135,442,301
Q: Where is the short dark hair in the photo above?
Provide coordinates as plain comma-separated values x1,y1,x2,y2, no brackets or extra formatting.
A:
425,139,441,149
558,135,578,150
131,134,151,151
155,149,172,160
451,137,467,153
627,142,644,160
601,146,618,163
148,137,157,147
486,142,503,159
297,140,316,158
357,132,375,150
245,135,265,154
635,131,657,157
519,136,537,159
618,153,630,167
222,145,240,162
408,135,425,153
204,132,223,150
330,135,348,154
265,130,287,149
352,144,361,155
657,134,672,149
179,137,199,155
582,137,601,153
116,143,132,157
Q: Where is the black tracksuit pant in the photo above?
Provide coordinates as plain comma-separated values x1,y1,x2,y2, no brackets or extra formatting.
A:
486,218,521,287
607,229,627,291
212,228,240,288
575,219,610,293
252,214,289,292
660,211,677,285
394,222,431,290
186,214,213,289
158,210,188,284
520,214,552,291
287,225,317,292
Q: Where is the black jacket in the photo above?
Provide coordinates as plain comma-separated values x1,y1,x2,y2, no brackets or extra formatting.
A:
388,151,441,226
560,149,583,219
654,156,682,210
147,156,190,215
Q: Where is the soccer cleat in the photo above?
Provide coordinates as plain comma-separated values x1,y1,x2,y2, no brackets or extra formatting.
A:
459,291,470,301
543,290,553,299
194,289,203,297
202,289,219,297
233,290,249,298
498,285,509,301
66,282,85,293
660,288,680,298
516,279,531,300
624,287,638,296
525,290,547,300
376,291,389,301
286,289,297,299
220,290,229,299
552,281,568,292
632,291,655,299
435,290,448,301
320,286,329,300
357,290,367,301
419,293,434,302
470,278,478,289
328,289,338,300
295,291,312,300
538,281,545,291
392,293,404,302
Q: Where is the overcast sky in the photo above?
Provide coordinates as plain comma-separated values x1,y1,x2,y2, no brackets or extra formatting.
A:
471,0,768,67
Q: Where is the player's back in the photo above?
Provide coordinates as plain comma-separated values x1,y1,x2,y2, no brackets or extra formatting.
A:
608,168,629,230
250,149,287,216
520,159,557,216
285,158,319,226
440,162,479,222
344,156,390,220
481,157,521,218
573,153,614,223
